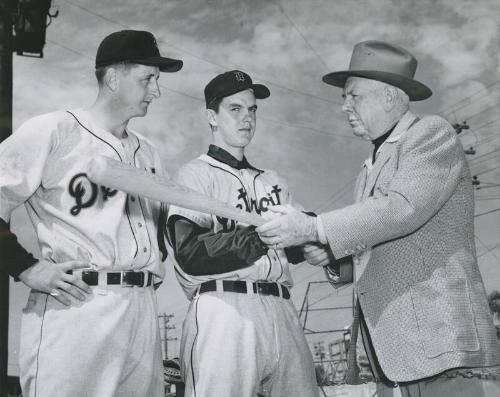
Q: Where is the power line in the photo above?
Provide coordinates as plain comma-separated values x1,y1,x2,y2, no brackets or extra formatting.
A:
454,102,500,141
475,234,500,263
473,166,500,177
475,207,500,218
47,38,204,102
47,38,355,140
314,176,357,213
455,99,500,125
473,133,500,148
293,267,326,286
270,0,330,72
259,116,355,140
61,0,343,106
469,148,500,162
307,283,352,307
472,117,500,133
470,155,500,170
440,79,500,116
476,196,500,201
477,242,500,258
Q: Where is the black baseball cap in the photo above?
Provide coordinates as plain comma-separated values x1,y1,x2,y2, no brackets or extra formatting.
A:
204,70,270,108
95,30,183,72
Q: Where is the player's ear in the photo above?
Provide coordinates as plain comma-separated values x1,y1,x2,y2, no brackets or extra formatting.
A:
104,67,119,92
206,109,217,128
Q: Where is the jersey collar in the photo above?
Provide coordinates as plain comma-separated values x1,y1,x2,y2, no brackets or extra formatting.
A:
207,144,262,172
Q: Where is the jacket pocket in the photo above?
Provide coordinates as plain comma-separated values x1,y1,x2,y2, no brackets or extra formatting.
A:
410,275,480,358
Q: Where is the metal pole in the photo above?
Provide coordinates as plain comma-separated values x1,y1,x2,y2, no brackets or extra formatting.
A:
0,2,14,392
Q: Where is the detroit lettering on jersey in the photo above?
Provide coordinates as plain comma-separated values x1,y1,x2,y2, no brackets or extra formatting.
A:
216,184,283,232
237,185,282,213
68,173,118,216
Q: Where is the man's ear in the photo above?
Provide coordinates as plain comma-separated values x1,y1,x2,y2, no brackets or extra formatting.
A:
206,109,217,129
104,67,119,92
382,85,397,112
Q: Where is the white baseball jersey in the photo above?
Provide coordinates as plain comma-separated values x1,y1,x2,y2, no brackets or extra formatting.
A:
168,149,318,397
0,109,165,278
1,109,166,397
167,153,294,298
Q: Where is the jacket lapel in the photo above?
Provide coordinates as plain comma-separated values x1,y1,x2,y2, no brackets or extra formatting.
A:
361,145,396,200
361,111,418,200
354,162,369,203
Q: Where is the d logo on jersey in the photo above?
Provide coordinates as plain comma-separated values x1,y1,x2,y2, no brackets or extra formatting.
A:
68,173,117,216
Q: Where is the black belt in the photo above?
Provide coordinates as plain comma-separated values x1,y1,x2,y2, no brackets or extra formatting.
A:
72,270,154,287
199,280,290,299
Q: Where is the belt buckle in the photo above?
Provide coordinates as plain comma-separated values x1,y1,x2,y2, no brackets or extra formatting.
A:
255,280,264,296
255,280,274,296
121,272,134,287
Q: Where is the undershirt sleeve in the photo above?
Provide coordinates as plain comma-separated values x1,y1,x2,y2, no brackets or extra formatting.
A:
0,218,37,279
167,215,269,276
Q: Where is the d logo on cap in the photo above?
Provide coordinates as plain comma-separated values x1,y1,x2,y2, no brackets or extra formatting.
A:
234,71,246,82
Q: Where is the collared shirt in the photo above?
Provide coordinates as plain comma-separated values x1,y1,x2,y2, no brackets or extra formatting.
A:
207,144,262,172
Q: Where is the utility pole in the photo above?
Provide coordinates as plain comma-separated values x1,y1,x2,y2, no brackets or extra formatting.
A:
159,313,177,360
0,1,14,392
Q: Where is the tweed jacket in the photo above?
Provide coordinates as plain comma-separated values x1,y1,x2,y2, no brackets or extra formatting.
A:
319,111,500,382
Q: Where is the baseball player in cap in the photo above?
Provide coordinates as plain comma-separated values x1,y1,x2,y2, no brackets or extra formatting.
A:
0,30,182,396
165,70,319,397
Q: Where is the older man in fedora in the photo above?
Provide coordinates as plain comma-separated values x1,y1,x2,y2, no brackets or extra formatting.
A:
257,40,500,396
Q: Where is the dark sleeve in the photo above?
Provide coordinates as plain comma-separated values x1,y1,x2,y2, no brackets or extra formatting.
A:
167,215,269,276
0,218,37,279
157,203,169,261
284,246,304,264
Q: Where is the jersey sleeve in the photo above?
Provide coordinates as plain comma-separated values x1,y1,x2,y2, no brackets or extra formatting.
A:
0,115,58,222
167,161,213,228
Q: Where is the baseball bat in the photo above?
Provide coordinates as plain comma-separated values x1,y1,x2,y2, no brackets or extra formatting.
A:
86,156,265,226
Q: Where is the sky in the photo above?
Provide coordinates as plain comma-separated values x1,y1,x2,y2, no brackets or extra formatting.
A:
7,0,500,375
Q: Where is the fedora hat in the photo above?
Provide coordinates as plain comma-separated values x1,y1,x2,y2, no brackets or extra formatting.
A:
322,40,432,101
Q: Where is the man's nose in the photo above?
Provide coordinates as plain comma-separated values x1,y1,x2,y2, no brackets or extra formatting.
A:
342,97,352,114
150,80,161,98
242,110,252,122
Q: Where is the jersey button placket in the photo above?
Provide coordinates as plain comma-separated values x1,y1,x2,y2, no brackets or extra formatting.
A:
132,204,150,264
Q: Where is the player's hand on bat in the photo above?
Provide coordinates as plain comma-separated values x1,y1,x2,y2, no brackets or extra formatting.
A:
256,204,319,249
18,260,92,306
260,206,284,222
302,243,331,267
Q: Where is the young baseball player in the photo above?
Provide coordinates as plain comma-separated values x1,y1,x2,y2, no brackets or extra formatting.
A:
0,30,182,397
166,70,319,397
